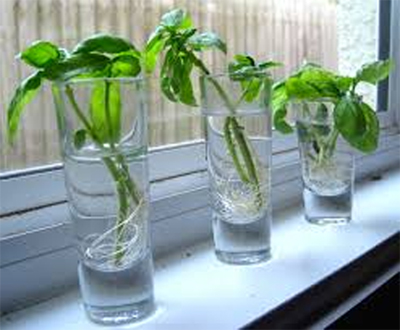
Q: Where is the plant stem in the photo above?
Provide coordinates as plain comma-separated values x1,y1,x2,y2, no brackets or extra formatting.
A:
326,128,339,157
224,117,249,183
103,81,130,264
65,86,95,136
315,128,340,167
104,81,115,144
230,118,259,187
65,85,142,265
190,54,263,207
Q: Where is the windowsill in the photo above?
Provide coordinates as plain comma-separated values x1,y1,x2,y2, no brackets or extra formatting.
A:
1,170,399,330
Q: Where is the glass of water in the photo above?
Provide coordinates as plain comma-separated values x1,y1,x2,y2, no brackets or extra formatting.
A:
295,100,355,225
200,72,272,264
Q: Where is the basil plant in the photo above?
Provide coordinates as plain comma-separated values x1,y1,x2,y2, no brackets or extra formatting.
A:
272,60,394,165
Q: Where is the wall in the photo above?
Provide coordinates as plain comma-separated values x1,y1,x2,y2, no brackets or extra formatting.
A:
337,0,378,106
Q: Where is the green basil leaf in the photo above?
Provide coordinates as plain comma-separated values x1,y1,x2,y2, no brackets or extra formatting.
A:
228,63,247,80
335,101,379,153
160,9,190,30
241,78,262,103
179,74,197,106
299,69,339,97
229,55,257,80
146,26,164,48
229,55,276,104
144,30,166,73
90,81,121,143
7,71,43,143
334,97,367,150
258,61,282,70
161,76,177,102
160,48,174,77
43,53,110,81
262,76,273,108
160,49,178,102
72,33,137,55
177,56,196,106
234,54,255,66
181,28,197,41
160,9,184,29
335,76,354,93
285,76,321,99
180,13,193,29
73,129,87,149
19,41,60,68
111,55,141,77
188,32,227,54
355,59,394,85
357,102,379,152
171,56,183,95
273,106,293,134
271,81,289,112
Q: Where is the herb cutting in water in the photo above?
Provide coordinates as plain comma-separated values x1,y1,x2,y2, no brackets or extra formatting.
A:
6,34,144,265
144,9,280,211
272,60,394,167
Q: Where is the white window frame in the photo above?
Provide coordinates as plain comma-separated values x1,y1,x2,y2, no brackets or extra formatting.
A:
1,0,399,314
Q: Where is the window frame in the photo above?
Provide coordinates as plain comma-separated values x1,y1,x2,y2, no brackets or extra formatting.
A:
1,0,399,314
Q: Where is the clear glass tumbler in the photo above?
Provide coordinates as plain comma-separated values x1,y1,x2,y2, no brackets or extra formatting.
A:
295,100,354,225
54,77,154,325
200,72,272,264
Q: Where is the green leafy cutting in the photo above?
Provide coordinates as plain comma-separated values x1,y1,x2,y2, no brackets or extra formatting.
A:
72,33,139,56
188,32,227,53
8,34,141,145
6,34,143,266
144,9,228,107
146,9,280,210
42,53,110,81
90,81,122,144
272,59,394,161
228,54,280,104
7,71,43,143
19,41,61,68
355,60,394,85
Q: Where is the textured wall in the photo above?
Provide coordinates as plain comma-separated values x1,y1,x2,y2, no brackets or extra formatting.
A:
337,0,378,106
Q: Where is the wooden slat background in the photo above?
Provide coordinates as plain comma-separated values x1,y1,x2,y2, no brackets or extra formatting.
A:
0,0,337,171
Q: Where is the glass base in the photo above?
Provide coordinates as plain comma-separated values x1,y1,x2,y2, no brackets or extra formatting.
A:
215,249,271,265
303,186,352,225
84,297,155,325
306,216,351,225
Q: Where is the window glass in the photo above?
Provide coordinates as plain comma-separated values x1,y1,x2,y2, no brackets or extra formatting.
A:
0,0,380,172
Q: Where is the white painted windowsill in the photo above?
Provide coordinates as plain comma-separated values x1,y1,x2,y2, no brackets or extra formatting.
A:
1,170,399,330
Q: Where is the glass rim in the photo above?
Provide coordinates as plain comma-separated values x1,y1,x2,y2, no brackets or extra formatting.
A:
54,75,146,87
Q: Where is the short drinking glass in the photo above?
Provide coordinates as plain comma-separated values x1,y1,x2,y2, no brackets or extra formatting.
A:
295,100,354,225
